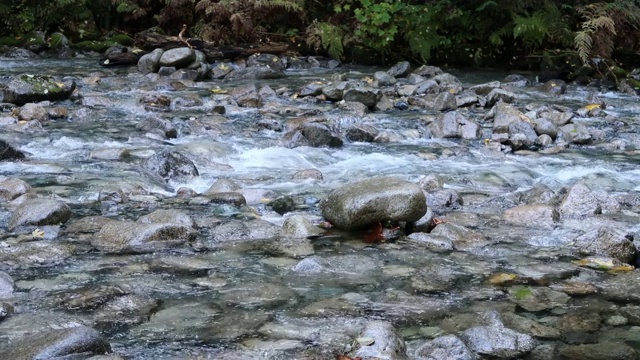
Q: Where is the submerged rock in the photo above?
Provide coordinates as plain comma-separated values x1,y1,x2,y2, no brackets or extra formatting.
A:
353,321,407,360
92,221,197,253
8,198,72,231
414,335,474,360
459,311,536,358
320,176,426,230
0,325,111,359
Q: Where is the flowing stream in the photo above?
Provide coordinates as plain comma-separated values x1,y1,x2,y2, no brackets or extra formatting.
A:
2,58,640,359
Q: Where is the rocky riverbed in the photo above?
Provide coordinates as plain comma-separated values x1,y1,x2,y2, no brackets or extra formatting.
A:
1,50,640,359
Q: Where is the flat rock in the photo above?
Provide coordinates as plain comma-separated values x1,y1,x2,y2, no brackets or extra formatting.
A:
8,197,72,231
0,325,111,359
92,221,197,254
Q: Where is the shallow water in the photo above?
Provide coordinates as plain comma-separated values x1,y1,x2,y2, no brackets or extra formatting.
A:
2,57,640,359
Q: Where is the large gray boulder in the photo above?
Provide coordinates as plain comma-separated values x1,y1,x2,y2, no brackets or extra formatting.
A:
459,311,536,358
92,221,197,254
142,149,199,182
159,47,195,68
2,74,76,105
320,176,427,230
353,321,408,360
414,335,474,360
137,48,164,74
0,326,111,359
9,198,72,231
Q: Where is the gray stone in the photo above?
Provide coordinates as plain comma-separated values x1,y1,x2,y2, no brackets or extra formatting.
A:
430,222,488,250
281,215,322,238
573,227,637,264
353,321,407,360
433,73,463,94
346,124,379,142
142,149,199,182
298,82,324,97
598,270,640,302
533,117,558,139
486,88,516,106
0,326,111,359
459,311,536,358
414,335,473,360
92,221,197,253
559,182,601,218
412,65,444,78
0,140,26,161
560,123,591,144
470,81,501,95
205,179,241,194
137,209,197,229
159,47,195,68
246,53,286,71
556,342,637,360
320,176,427,230
387,61,411,78
0,271,14,298
541,79,567,95
0,240,72,267
429,111,480,139
0,177,31,201
509,286,570,312
415,79,440,94
374,71,396,86
433,91,457,111
503,204,559,228
343,87,382,108
210,62,234,79
18,102,47,121
137,48,164,74
300,123,343,147
137,115,176,138
231,83,262,108
3,74,76,105
225,67,286,80
9,198,72,231
192,219,280,250
427,189,463,213
321,85,343,101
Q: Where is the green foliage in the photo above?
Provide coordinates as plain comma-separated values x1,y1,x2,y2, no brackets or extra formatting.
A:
306,21,347,59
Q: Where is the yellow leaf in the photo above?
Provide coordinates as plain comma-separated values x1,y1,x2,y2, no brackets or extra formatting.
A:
210,87,228,94
584,103,601,111
448,88,456,94
488,273,517,285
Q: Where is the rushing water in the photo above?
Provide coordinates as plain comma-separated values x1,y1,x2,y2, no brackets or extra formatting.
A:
2,58,640,359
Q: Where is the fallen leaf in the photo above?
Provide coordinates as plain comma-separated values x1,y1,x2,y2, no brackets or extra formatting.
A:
356,336,375,346
584,103,601,111
488,272,517,285
363,222,384,243
433,218,447,225
32,228,45,238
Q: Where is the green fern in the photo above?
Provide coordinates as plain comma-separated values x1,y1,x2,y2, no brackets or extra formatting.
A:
306,21,345,60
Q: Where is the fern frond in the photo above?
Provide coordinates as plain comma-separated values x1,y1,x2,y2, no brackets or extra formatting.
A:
306,21,345,60
574,30,592,64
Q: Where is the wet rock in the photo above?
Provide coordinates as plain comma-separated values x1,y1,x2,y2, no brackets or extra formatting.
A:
220,282,296,308
427,189,464,213
137,48,163,74
573,227,636,264
139,93,171,112
133,302,221,341
225,66,285,80
556,342,637,360
2,74,76,105
320,176,427,230
0,240,73,267
0,139,26,161
281,215,322,238
541,79,567,95
247,53,286,71
269,196,296,215
0,325,111,359
298,81,324,97
55,285,127,311
509,286,570,312
598,270,640,302
433,91,457,111
406,233,454,252
560,123,591,144
193,219,280,250
430,222,488,250
543,110,574,126
352,321,407,360
137,114,177,138
415,79,440,94
533,117,558,139
396,84,417,96
0,272,14,298
292,168,323,181
501,312,560,339
346,124,379,142
413,65,444,78
159,47,195,68
388,61,411,78
207,192,247,206
459,311,536,358
0,177,31,201
343,87,382,108
8,198,71,231
559,182,601,218
433,73,463,94
172,95,203,109
555,312,602,334
411,263,469,293
338,100,369,116
374,71,397,86
486,88,516,107
142,148,199,182
137,209,197,229
18,102,47,121
231,83,262,108
503,204,559,228
210,62,234,79
92,221,197,253
300,122,343,147
414,335,474,360
470,81,501,95
321,84,343,101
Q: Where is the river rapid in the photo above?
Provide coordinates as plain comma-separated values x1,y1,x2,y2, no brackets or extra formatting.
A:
1,57,640,359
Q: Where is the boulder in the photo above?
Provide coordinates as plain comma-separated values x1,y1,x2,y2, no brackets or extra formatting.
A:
8,198,72,231
137,209,197,229
142,149,199,182
0,140,26,161
429,111,480,139
573,227,637,264
0,326,111,359
92,221,197,254
353,321,407,360
300,123,343,147
387,61,411,78
0,177,31,201
137,48,164,74
541,79,567,95
320,176,426,230
486,88,516,107
137,115,177,139
346,124,379,142
560,123,591,144
414,335,474,360
158,47,195,68
343,87,382,108
459,311,536,358
2,74,76,105
559,182,601,218
230,83,262,108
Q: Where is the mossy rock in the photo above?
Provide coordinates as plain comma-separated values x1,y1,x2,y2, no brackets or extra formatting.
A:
24,36,46,47
72,40,112,53
511,286,533,300
607,65,627,80
108,34,134,46
0,36,23,47
49,32,70,50
3,74,76,105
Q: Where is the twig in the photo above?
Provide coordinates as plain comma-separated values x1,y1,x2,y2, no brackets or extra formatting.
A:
178,24,193,49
